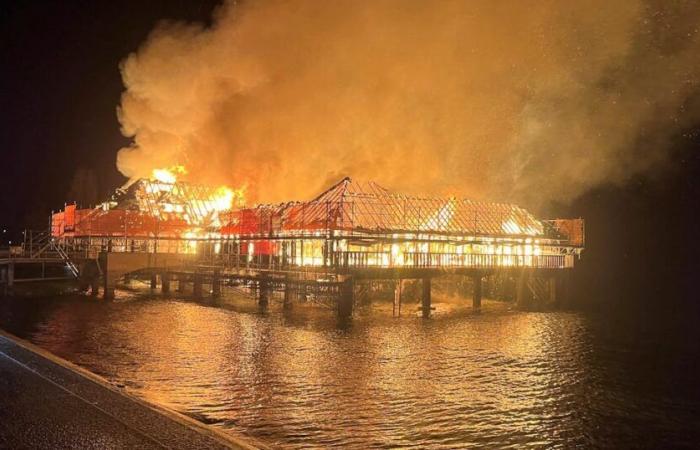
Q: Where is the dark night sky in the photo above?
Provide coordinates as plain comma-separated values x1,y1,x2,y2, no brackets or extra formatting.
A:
1,1,699,311
0,0,220,230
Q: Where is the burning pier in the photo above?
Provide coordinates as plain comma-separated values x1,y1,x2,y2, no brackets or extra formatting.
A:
47,174,584,317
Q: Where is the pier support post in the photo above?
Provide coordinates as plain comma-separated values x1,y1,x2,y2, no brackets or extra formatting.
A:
177,275,186,292
4,262,15,296
548,275,556,305
81,259,100,297
560,270,572,307
393,279,403,317
421,277,432,318
7,262,14,289
259,275,270,307
516,269,531,309
193,272,203,299
472,273,482,312
503,274,517,301
96,255,113,300
212,269,221,298
338,277,354,319
161,272,170,294
102,270,114,300
150,273,157,290
283,275,294,309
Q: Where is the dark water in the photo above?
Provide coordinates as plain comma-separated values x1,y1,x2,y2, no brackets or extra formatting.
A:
1,289,698,448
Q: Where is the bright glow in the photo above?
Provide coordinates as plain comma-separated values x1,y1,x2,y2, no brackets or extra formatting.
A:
151,165,186,184
501,218,541,236
183,230,198,253
211,187,234,211
421,198,457,231
139,166,245,233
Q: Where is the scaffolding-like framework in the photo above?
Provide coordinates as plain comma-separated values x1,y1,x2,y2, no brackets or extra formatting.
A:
220,178,584,270
223,178,549,236
50,177,584,271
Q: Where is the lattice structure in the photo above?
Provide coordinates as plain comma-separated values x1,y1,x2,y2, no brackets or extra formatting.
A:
221,178,584,270
131,179,238,228
276,177,543,236
52,179,239,239
49,176,583,271
223,177,560,239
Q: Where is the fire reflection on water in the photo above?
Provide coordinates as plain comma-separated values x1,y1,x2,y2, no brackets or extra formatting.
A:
0,292,696,448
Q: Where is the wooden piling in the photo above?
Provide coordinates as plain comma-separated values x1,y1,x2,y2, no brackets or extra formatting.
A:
161,272,170,294
212,269,221,298
516,268,531,309
7,262,14,290
176,275,186,292
283,275,294,309
393,279,403,317
338,277,354,319
258,275,270,307
193,272,203,298
560,270,572,307
548,275,556,305
421,277,431,318
472,273,482,312
3,263,14,296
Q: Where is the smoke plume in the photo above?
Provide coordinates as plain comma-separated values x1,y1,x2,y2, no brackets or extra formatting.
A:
116,0,700,209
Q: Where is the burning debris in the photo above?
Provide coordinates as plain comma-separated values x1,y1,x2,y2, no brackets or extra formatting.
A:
52,167,244,247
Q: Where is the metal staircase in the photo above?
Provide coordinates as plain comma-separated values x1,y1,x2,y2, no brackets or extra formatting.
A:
26,230,52,258
53,243,79,277
24,230,79,278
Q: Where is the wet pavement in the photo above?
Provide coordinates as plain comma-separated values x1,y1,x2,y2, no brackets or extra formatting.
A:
0,332,256,449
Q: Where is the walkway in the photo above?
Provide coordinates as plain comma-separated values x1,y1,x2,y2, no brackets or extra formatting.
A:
0,331,262,449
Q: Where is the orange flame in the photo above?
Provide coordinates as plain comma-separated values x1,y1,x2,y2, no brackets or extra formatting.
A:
151,165,187,184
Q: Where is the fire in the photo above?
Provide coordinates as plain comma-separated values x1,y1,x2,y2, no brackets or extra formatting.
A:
142,165,246,230
208,186,246,213
421,198,457,231
501,218,541,236
151,165,187,184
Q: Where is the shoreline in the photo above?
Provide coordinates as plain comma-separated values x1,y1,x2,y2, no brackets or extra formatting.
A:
0,328,269,449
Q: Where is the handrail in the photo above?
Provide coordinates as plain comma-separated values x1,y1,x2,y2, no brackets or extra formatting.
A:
336,251,573,269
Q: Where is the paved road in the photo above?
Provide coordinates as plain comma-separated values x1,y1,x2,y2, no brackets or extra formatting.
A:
0,333,256,449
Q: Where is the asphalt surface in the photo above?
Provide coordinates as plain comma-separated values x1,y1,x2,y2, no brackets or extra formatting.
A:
0,333,253,449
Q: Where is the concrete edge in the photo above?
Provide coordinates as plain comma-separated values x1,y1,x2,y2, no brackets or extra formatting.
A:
0,328,271,450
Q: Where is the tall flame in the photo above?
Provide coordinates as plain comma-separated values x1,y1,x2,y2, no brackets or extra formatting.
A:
151,165,187,184
142,165,246,230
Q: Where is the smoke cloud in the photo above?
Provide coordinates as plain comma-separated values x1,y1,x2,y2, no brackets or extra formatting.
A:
116,0,700,210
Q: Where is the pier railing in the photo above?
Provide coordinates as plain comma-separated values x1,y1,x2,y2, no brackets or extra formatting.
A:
45,234,577,275
334,251,573,270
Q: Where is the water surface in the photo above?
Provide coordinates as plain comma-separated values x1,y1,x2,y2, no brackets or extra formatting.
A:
0,290,697,448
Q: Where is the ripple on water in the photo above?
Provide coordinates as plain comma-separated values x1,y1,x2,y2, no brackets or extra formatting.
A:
0,293,698,448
